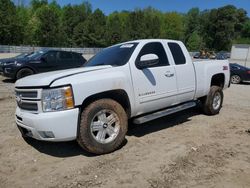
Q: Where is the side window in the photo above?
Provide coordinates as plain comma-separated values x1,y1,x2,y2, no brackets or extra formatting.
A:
168,42,186,65
43,51,57,63
59,52,72,60
137,42,169,67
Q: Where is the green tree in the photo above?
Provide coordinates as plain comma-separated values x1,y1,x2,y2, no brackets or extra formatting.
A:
184,8,201,42
0,0,20,44
201,5,248,51
62,2,92,46
73,9,106,47
106,12,123,45
242,20,250,37
34,4,61,46
186,31,204,51
125,9,147,40
161,12,184,40
30,0,48,12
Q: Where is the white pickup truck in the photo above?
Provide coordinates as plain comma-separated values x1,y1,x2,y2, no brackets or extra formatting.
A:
15,39,230,154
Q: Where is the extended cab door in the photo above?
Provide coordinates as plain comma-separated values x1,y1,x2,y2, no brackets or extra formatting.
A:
167,42,196,103
130,42,178,115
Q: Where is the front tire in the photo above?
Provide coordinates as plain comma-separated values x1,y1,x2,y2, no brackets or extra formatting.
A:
16,68,34,80
201,86,223,115
77,99,128,154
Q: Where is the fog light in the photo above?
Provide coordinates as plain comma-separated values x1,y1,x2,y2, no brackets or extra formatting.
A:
38,131,55,138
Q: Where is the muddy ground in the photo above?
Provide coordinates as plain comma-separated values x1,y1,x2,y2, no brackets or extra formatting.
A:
0,75,249,188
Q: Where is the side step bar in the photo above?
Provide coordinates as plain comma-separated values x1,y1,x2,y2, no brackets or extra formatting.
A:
133,101,197,124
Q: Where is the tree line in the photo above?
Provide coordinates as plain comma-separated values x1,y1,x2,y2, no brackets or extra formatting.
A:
0,0,250,51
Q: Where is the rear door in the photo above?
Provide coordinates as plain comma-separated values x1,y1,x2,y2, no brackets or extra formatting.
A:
57,51,74,70
167,42,196,103
130,42,178,115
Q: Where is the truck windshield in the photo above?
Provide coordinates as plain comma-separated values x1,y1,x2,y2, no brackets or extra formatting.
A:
85,43,138,67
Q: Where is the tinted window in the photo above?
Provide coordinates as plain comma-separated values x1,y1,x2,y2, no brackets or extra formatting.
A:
59,52,72,59
136,42,169,67
72,53,80,60
44,51,57,63
168,42,186,65
85,43,138,67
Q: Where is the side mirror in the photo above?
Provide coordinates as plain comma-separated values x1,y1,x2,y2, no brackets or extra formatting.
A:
41,57,47,62
136,54,159,70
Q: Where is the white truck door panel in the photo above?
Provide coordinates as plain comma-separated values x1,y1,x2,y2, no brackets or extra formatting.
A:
130,42,178,115
167,42,196,103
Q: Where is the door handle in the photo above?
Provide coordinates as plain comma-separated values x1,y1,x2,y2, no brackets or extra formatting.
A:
164,72,174,77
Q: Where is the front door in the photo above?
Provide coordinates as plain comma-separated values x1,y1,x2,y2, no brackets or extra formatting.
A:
130,42,178,115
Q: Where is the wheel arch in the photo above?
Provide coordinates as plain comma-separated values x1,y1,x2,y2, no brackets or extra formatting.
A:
80,89,131,118
211,73,225,88
15,66,37,75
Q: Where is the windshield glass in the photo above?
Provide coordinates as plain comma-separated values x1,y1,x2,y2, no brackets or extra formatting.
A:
27,50,46,59
15,52,33,59
85,43,138,67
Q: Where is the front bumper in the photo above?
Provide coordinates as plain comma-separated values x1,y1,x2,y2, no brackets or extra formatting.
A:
1,66,16,78
15,107,79,141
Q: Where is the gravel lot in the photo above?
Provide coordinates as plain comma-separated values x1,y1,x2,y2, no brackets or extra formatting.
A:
0,75,249,188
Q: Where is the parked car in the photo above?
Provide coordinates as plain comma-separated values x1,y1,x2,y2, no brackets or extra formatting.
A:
230,63,250,84
193,52,200,59
218,51,230,59
216,53,227,60
15,39,230,154
0,52,33,67
0,50,86,80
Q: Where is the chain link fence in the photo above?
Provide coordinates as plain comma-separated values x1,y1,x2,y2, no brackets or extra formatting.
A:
0,45,103,55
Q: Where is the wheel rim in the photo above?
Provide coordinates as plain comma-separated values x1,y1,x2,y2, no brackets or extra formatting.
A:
212,92,221,110
90,109,120,144
231,75,240,84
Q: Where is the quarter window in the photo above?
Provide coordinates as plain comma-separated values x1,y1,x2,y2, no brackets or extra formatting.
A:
59,52,72,59
168,42,186,65
137,42,169,67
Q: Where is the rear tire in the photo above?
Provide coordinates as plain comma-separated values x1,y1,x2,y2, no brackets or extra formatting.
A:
16,68,34,80
77,99,128,154
201,86,223,115
230,75,241,84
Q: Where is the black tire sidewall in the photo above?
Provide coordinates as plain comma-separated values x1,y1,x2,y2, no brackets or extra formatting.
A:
78,99,127,154
16,68,34,80
203,86,223,115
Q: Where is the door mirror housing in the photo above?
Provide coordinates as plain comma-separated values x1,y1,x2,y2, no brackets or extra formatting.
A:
136,54,159,69
40,56,47,62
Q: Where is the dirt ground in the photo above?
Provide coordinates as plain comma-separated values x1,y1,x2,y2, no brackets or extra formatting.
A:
0,75,249,188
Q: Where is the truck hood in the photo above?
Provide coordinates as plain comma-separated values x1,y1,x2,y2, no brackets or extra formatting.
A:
15,65,112,88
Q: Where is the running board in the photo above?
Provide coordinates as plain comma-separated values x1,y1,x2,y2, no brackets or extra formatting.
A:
133,101,197,124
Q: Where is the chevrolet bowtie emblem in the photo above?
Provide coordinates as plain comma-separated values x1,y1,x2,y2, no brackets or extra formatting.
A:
16,94,22,105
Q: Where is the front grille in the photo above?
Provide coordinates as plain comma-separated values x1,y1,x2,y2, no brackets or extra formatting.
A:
16,90,38,98
17,101,38,111
15,88,41,112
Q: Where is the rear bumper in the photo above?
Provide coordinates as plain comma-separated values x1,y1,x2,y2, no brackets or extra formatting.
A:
15,107,79,141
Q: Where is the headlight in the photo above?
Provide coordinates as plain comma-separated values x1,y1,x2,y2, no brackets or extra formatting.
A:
42,86,74,112
3,61,17,66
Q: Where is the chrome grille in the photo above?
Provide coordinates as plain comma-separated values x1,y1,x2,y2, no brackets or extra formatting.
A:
17,101,38,111
15,88,42,112
15,90,38,98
